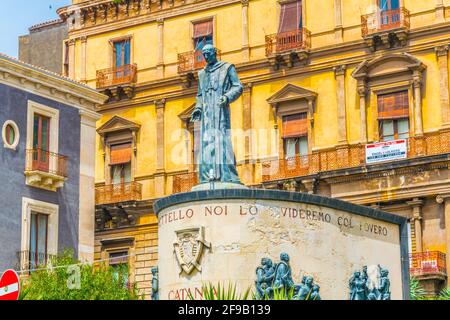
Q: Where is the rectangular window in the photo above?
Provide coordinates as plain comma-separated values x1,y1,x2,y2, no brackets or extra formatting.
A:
282,113,308,158
380,118,409,141
278,0,302,33
193,20,214,50
378,91,410,141
110,142,132,185
29,212,48,269
32,114,50,172
378,0,400,26
379,0,399,11
114,39,131,68
109,251,129,288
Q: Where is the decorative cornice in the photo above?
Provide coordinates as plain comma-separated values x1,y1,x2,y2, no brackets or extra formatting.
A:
0,53,107,112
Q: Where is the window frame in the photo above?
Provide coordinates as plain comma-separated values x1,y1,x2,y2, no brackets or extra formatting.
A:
379,118,410,142
21,197,59,271
2,120,20,150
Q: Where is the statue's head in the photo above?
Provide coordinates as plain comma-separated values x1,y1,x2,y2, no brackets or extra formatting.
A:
354,271,361,278
261,257,267,266
266,259,273,267
363,266,368,272
151,266,158,275
280,252,289,263
301,276,307,284
381,269,389,277
202,44,218,65
305,276,314,286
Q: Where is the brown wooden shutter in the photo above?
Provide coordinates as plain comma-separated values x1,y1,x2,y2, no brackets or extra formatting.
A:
193,20,213,38
278,1,302,33
282,113,308,138
110,143,132,165
378,91,409,119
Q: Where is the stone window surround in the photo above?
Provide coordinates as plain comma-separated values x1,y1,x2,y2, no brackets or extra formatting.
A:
189,16,217,51
352,53,426,143
108,35,134,69
26,100,59,155
97,116,140,185
2,120,20,150
266,84,317,158
21,197,59,262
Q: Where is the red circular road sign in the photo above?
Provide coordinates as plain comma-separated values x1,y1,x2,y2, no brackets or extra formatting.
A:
0,269,20,300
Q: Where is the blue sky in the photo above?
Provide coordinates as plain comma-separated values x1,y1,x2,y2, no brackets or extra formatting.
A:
0,0,71,57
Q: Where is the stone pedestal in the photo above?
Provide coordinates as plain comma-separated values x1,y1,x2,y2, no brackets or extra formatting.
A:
154,189,409,300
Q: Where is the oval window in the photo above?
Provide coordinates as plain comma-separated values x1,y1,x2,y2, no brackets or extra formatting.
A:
6,124,15,146
2,120,19,150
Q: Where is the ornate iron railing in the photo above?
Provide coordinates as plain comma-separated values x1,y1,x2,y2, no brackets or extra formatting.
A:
173,172,198,194
361,7,410,37
95,182,142,205
262,131,450,182
178,49,221,74
265,28,311,56
25,148,68,177
410,251,446,277
16,251,56,272
96,64,137,89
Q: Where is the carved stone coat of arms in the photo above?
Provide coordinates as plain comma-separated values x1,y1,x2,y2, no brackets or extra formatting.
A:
173,227,210,275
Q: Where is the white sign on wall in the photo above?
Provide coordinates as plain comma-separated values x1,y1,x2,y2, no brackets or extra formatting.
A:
366,139,407,164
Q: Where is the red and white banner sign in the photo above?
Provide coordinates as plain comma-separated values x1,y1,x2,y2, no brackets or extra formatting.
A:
0,269,20,300
366,139,407,164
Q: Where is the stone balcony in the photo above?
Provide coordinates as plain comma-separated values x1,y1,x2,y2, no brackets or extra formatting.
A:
265,28,311,69
262,131,450,184
24,148,68,192
361,7,410,51
177,49,221,87
96,63,137,101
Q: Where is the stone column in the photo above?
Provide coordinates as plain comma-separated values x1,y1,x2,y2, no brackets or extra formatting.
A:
357,83,368,143
413,72,424,136
155,99,166,197
241,0,250,61
436,45,450,129
242,83,254,184
78,109,101,263
68,39,76,80
334,65,348,145
334,0,343,42
436,193,450,286
80,36,87,83
243,83,253,160
157,18,165,78
436,0,445,22
407,198,424,253
307,98,315,153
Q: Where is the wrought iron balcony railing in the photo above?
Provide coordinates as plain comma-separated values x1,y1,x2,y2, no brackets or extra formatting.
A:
265,28,311,57
177,49,221,74
16,250,56,272
173,172,198,194
262,130,450,182
410,251,447,277
96,64,137,89
361,7,410,37
25,148,68,177
95,182,142,205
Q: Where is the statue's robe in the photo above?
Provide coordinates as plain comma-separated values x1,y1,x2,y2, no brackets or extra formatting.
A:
193,61,243,184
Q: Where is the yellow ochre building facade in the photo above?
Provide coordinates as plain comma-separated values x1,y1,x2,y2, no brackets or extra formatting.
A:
58,0,450,298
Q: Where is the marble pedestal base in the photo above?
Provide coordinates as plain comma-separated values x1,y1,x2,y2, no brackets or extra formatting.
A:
153,189,409,300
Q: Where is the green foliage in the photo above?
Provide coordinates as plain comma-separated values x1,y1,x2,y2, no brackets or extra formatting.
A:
439,288,450,300
20,249,143,300
271,287,295,300
409,277,426,300
189,282,251,300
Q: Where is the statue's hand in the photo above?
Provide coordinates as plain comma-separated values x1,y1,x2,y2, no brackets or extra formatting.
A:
218,95,228,108
191,109,202,122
